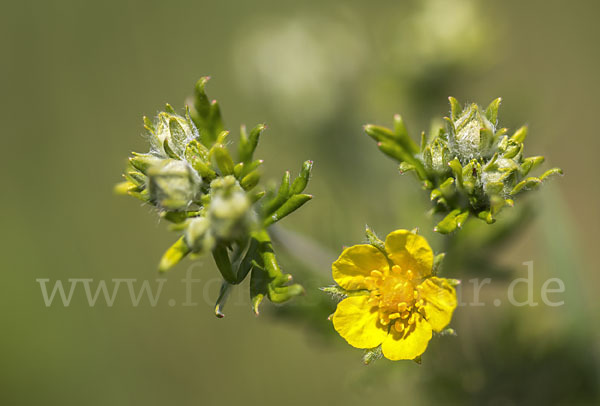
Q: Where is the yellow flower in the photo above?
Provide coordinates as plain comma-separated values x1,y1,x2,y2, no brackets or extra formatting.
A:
331,229,457,361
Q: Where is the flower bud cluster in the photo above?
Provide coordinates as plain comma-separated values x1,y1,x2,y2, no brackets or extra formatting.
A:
116,77,313,315
365,98,562,233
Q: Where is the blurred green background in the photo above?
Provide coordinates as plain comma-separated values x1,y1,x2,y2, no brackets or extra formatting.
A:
1,0,599,404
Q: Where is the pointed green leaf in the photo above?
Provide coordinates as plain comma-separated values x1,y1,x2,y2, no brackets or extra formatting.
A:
520,156,545,177
212,244,236,284
240,170,261,190
263,171,290,215
211,144,234,175
264,194,312,227
540,168,563,181
159,237,191,272
434,209,461,234
214,281,231,318
290,160,313,195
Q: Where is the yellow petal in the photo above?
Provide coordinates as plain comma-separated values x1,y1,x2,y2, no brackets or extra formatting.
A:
384,230,433,278
332,296,388,349
417,277,457,332
381,314,432,360
332,244,389,290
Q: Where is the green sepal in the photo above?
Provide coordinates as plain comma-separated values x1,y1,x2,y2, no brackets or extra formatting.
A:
448,158,463,185
362,346,383,365
124,170,145,186
184,139,209,162
127,188,150,203
168,117,187,156
161,211,200,224
432,253,446,275
479,128,495,153
143,116,155,133
163,138,180,159
129,153,162,174
320,285,369,300
114,181,136,195
485,97,501,125
439,328,457,336
193,160,216,181
439,177,455,199
449,97,462,121
510,125,528,143
502,142,522,160
164,103,176,115
365,225,385,252
443,116,455,134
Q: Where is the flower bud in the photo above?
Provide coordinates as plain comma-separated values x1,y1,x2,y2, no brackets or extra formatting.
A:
147,159,202,210
149,109,199,159
184,217,215,254
208,176,253,241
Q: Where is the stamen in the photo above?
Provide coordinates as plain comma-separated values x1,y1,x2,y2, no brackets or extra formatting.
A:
370,270,383,278
394,320,405,333
408,313,416,325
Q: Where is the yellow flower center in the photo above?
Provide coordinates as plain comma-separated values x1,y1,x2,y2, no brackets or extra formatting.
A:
365,265,426,334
